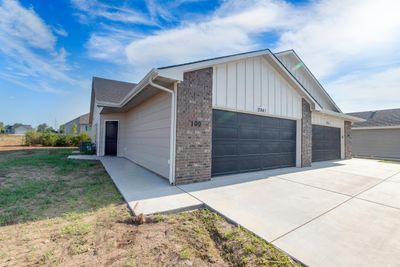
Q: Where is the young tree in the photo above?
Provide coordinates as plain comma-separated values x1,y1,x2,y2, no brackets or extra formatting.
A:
71,123,78,135
37,123,49,133
0,122,4,134
59,125,65,134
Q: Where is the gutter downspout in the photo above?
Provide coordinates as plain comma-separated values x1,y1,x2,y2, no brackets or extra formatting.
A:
149,78,177,185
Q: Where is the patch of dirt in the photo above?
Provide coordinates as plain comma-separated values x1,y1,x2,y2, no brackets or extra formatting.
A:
0,206,301,267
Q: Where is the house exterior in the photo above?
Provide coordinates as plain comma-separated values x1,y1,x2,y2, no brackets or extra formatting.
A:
61,113,91,134
89,49,362,185
6,124,32,135
347,108,400,159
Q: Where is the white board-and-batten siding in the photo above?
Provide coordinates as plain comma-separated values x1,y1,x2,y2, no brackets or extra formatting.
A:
276,54,337,112
212,56,302,120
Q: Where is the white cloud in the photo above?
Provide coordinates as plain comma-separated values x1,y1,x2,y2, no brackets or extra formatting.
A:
86,0,400,111
326,67,400,112
52,25,68,37
87,27,142,64
71,0,155,25
0,0,79,93
0,0,55,50
125,0,293,69
276,0,400,79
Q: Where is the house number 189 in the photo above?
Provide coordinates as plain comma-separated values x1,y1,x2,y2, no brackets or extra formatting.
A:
190,120,202,127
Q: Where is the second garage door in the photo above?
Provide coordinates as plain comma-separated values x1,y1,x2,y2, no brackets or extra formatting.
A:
312,125,341,162
212,110,296,176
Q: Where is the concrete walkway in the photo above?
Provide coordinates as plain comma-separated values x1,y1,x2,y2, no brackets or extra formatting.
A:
100,157,202,215
178,158,400,267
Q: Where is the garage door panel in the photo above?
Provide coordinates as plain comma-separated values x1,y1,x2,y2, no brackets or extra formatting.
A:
212,156,239,175
312,125,341,162
213,110,237,126
212,110,296,176
239,113,261,127
213,141,237,156
213,126,238,139
280,119,297,129
281,141,296,153
261,128,280,140
239,155,261,172
261,141,281,153
238,141,262,155
239,127,260,139
262,117,280,128
280,129,296,140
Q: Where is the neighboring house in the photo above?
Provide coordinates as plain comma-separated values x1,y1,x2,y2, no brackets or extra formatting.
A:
89,49,362,185
61,113,91,134
5,124,32,135
347,108,400,159
5,125,12,134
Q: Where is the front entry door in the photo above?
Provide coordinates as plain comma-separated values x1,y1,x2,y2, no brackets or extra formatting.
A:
105,121,118,156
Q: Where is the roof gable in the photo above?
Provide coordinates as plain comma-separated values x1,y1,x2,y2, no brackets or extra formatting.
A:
156,49,320,110
92,77,136,104
274,50,341,113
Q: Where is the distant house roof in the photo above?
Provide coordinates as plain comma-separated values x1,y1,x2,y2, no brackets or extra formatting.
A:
79,113,89,125
61,113,90,127
347,108,400,128
13,124,32,130
92,77,137,104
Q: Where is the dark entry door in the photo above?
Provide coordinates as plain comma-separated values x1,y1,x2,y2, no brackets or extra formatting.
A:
212,110,297,176
105,121,118,156
312,125,341,162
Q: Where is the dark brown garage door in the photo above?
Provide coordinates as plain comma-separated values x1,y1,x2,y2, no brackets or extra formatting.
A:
312,125,341,162
212,110,296,176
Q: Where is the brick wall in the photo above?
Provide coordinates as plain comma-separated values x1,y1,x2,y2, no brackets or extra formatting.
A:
175,68,213,185
301,99,312,167
344,121,352,159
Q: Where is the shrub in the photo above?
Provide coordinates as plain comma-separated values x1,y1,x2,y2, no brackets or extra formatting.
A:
71,132,91,147
56,134,73,146
41,132,58,146
24,131,90,147
25,130,41,146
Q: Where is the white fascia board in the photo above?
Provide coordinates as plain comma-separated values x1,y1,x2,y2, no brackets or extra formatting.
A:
353,126,400,130
315,109,365,122
275,50,343,113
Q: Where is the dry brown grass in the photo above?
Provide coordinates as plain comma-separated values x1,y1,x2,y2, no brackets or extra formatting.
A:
0,134,24,147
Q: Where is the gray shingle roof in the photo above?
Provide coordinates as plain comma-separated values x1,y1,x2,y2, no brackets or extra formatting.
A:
347,108,400,128
79,113,90,125
92,77,136,104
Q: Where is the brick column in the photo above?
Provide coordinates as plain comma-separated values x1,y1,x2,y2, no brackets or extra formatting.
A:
301,99,312,167
344,121,352,159
175,68,213,185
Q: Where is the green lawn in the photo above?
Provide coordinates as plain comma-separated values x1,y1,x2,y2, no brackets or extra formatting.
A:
0,149,120,226
0,149,301,266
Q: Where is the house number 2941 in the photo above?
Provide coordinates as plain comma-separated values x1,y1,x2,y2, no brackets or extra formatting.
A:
190,120,202,127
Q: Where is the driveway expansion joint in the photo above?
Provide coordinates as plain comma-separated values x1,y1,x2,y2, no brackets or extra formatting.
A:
271,168,400,243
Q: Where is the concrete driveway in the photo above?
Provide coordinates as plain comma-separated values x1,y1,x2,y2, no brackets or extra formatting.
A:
178,158,400,267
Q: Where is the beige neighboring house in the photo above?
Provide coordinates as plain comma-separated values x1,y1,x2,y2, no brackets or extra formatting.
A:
347,108,400,159
61,113,91,134
89,49,362,185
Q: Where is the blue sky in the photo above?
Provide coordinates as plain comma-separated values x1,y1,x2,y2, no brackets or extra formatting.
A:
1,0,400,127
